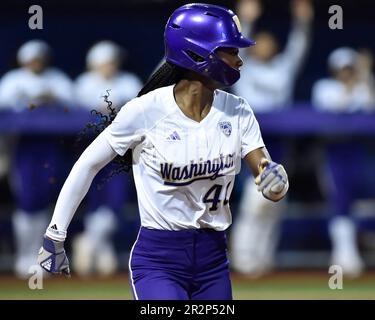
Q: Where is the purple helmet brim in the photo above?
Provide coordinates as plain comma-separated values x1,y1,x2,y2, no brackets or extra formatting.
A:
219,36,256,50
236,36,256,47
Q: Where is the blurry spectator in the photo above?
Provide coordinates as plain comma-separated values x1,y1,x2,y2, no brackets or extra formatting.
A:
233,0,312,111
75,40,142,111
72,41,142,276
0,40,73,109
312,47,375,277
231,0,313,276
0,40,74,278
312,47,375,112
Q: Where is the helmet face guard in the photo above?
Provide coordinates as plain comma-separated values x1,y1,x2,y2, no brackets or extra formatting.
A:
164,3,255,86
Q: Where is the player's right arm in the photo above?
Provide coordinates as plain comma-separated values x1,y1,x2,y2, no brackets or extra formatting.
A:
47,132,117,241
38,132,117,275
38,96,147,275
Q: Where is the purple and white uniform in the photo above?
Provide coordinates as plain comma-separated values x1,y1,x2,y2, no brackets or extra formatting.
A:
47,84,264,299
104,85,264,299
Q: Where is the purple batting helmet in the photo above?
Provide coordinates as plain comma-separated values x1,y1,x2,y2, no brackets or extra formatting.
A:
164,3,255,86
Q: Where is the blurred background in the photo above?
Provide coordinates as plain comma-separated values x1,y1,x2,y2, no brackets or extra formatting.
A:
1,0,375,299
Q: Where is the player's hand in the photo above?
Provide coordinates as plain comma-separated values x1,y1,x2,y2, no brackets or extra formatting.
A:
38,235,71,277
255,158,289,202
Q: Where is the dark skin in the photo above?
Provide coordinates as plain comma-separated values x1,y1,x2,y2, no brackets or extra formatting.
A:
173,47,272,180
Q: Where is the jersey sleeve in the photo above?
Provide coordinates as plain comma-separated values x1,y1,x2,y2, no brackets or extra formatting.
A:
239,98,265,158
103,97,146,156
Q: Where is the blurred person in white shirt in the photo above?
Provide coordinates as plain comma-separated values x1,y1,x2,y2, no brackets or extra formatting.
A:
233,0,312,111
72,41,142,277
75,40,142,111
312,47,375,112
312,47,375,277
230,0,313,277
0,40,74,278
0,40,73,110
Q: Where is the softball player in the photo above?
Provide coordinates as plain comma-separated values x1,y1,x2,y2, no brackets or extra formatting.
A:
38,3,289,299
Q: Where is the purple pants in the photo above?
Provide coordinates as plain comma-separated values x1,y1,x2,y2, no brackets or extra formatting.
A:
129,227,232,300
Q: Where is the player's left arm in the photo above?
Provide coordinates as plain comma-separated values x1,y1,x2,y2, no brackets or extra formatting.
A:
244,147,289,202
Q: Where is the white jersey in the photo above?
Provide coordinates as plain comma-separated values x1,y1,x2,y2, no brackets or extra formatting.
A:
0,67,73,110
103,85,264,231
75,71,143,111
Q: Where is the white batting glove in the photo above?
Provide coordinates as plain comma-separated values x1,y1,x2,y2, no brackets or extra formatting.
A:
38,235,71,277
255,159,289,202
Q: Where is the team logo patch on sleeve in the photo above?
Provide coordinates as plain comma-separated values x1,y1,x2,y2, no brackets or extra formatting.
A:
218,121,232,136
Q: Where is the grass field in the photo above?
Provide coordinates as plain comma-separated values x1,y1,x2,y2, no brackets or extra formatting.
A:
1,271,375,300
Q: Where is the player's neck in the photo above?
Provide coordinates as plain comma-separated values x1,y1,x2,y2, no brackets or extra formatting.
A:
173,80,214,123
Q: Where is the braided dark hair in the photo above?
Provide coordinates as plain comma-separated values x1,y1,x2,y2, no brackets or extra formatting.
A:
137,61,185,97
79,61,185,178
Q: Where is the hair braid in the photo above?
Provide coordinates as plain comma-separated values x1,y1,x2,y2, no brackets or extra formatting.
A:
137,61,185,97
78,61,185,181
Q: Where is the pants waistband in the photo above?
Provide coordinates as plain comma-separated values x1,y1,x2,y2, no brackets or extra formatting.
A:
138,226,226,243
